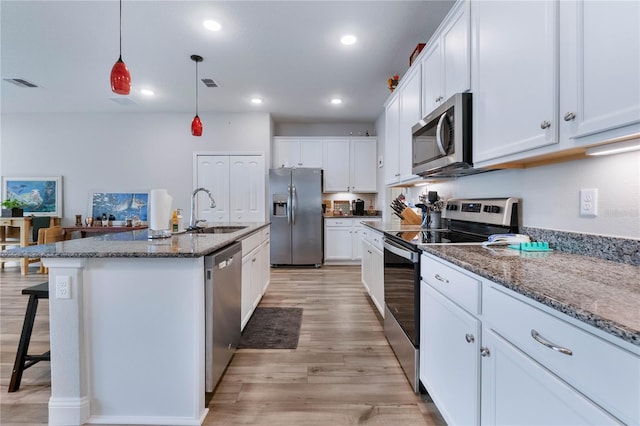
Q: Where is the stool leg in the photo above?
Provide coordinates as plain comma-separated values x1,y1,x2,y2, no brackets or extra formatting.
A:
8,295,39,392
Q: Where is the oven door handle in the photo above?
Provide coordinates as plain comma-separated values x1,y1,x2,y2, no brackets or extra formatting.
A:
383,238,419,263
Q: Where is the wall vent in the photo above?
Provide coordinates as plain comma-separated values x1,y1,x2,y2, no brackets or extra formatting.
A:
201,78,218,88
3,78,38,88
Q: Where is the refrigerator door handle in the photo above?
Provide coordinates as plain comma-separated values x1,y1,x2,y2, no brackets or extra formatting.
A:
291,184,297,225
287,185,292,225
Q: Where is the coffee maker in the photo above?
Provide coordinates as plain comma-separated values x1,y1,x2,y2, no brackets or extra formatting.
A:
353,199,365,216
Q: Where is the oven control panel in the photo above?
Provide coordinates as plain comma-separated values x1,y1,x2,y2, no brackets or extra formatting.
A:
443,198,519,227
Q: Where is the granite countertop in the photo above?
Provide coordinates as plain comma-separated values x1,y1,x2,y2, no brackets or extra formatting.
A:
361,221,640,346
0,222,270,259
421,245,640,346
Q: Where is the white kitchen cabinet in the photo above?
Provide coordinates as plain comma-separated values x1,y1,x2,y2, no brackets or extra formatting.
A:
420,254,481,426
398,64,422,183
472,0,559,164
322,139,351,192
360,225,384,317
481,328,619,425
384,65,421,185
323,137,377,193
483,284,639,425
241,227,271,330
324,218,353,261
349,138,377,192
421,0,470,116
384,94,401,184
370,241,384,317
473,0,640,167
273,137,323,168
196,154,265,223
419,253,638,425
559,0,640,146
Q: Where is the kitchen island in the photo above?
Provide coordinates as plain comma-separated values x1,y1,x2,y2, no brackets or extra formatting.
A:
0,223,270,426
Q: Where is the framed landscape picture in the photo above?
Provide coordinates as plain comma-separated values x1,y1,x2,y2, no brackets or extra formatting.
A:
88,191,149,224
2,176,62,217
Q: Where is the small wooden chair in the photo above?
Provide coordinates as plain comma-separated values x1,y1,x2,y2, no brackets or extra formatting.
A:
37,226,65,273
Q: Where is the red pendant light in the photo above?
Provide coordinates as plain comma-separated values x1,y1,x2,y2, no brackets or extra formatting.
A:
110,0,131,95
191,55,204,137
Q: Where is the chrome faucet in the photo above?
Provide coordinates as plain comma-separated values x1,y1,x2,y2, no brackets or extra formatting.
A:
189,187,216,229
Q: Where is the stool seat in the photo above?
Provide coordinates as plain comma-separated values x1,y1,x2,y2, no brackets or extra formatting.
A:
22,282,49,298
8,282,50,392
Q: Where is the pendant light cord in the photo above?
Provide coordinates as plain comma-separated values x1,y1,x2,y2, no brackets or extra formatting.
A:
195,59,199,115
118,0,123,59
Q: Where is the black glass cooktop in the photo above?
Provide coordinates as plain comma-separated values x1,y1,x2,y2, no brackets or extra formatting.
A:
392,229,487,245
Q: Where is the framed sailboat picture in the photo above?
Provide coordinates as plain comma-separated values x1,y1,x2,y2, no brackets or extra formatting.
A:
88,191,149,225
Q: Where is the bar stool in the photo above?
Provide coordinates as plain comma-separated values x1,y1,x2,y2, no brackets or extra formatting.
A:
8,282,50,392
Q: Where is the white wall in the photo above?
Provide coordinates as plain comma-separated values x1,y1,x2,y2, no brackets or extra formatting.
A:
406,152,640,239
1,112,272,225
275,122,375,137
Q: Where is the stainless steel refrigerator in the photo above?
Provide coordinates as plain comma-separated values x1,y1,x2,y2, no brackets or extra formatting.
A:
269,168,323,266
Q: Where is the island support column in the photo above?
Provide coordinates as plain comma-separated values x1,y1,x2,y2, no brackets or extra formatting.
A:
42,258,91,425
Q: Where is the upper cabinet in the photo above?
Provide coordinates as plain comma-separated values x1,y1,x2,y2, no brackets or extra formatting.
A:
559,1,640,145
472,0,559,164
324,137,377,193
384,0,470,186
273,138,323,169
385,64,422,185
422,0,471,116
473,0,640,167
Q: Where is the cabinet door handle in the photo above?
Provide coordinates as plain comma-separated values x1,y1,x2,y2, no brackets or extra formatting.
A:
434,273,449,283
465,334,475,343
531,330,573,356
480,347,491,357
540,120,551,130
563,112,576,121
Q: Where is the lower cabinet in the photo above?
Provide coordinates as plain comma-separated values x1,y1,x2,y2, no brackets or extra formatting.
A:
421,283,480,425
420,253,638,426
325,218,380,263
480,328,619,425
361,227,384,317
241,227,270,330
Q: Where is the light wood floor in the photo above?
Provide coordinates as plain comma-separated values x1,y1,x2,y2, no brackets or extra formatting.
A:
0,265,445,426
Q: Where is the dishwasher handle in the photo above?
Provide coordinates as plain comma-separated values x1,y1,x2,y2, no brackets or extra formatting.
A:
383,238,419,263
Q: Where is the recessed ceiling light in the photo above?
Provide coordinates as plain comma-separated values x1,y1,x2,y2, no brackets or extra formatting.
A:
331,98,342,105
140,89,155,96
203,20,221,31
340,34,357,45
251,98,263,105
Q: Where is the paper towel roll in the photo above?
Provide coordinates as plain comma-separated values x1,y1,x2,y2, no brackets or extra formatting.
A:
149,189,173,231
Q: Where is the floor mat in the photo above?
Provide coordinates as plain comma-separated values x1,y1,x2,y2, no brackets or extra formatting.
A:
238,307,303,349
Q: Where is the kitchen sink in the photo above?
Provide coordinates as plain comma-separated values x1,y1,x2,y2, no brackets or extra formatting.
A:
192,225,248,234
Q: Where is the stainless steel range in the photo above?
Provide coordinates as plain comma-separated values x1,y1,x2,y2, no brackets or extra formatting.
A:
383,197,520,392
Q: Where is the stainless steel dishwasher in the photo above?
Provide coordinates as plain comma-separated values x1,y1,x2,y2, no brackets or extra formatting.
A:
204,241,242,392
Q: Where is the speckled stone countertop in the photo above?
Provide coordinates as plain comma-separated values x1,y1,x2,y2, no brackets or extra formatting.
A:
421,245,640,346
362,221,640,346
0,222,270,258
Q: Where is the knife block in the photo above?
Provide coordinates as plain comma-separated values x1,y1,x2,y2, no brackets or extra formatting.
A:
400,207,422,225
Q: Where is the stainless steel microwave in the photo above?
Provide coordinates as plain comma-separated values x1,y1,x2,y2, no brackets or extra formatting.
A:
411,92,476,177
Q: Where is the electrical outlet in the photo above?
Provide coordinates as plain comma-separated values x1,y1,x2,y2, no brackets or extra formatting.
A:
55,275,71,299
579,188,598,217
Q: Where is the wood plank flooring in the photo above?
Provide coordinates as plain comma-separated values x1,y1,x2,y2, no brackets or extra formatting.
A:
0,265,445,425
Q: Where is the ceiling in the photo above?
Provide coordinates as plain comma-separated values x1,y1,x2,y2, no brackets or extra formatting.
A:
1,0,454,123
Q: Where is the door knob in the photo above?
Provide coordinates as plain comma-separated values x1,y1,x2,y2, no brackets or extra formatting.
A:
563,112,576,121
540,121,551,130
